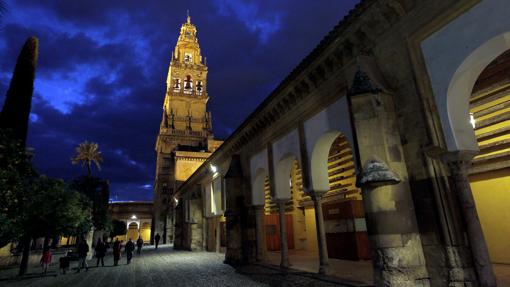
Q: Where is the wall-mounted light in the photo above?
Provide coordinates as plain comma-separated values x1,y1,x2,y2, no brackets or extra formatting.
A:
131,215,137,219
174,197,179,205
210,164,218,174
470,113,476,129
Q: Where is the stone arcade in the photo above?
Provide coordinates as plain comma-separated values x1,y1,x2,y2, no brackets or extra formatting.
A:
173,1,510,286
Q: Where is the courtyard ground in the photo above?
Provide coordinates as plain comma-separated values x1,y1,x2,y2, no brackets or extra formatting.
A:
265,249,510,286
0,245,354,287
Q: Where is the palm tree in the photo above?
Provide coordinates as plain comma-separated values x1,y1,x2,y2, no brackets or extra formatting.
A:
71,141,103,176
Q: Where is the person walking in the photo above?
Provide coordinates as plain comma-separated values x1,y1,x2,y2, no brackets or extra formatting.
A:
136,237,143,255
154,233,161,249
40,245,52,275
113,238,121,266
125,238,135,264
76,239,89,272
95,238,106,267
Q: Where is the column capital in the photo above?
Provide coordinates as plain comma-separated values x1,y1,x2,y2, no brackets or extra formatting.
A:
309,191,326,201
428,149,478,176
358,157,400,187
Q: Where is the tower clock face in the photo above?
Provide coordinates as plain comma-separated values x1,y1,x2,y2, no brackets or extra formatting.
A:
184,54,192,63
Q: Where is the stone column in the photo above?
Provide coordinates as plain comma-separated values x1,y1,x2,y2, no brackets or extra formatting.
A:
311,192,329,274
442,151,496,287
224,155,245,265
358,159,430,286
277,199,290,268
348,70,429,286
254,205,267,261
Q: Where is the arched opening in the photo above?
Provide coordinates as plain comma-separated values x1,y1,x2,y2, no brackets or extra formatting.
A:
447,32,510,151
323,134,370,260
126,222,139,242
264,158,320,270
252,168,267,206
264,154,296,252
468,48,510,284
308,131,373,284
140,222,151,242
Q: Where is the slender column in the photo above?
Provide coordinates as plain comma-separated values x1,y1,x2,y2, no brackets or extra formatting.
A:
254,205,267,261
312,192,329,274
277,200,290,268
443,151,496,287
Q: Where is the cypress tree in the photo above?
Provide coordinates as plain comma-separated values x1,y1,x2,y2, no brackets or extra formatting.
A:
0,36,39,147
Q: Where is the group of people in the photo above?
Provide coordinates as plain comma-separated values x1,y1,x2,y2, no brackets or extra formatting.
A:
42,236,150,274
89,237,145,269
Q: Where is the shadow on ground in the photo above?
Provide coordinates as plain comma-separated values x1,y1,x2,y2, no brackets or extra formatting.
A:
235,264,372,287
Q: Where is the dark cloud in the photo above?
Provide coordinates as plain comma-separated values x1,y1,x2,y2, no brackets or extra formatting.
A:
0,0,358,201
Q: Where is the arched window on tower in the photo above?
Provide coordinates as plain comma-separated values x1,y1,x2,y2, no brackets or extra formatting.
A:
184,75,193,94
196,81,203,95
173,78,181,91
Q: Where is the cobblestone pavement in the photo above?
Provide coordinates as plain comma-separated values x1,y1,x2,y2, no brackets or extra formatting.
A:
0,246,352,287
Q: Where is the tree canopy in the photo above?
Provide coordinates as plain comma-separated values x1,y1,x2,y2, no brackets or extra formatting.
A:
69,176,110,230
0,131,34,246
0,132,92,248
110,219,127,239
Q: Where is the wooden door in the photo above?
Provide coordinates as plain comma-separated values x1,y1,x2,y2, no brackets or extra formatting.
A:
264,214,294,251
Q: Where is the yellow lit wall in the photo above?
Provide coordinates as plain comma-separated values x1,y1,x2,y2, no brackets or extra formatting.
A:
60,236,77,246
470,169,510,264
126,228,139,241
304,207,318,252
0,244,11,256
174,151,210,182
141,228,151,242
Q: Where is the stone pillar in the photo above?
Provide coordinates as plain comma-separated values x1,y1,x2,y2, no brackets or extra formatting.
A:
190,197,204,251
277,200,290,268
442,151,496,287
348,70,429,286
254,205,267,261
311,193,329,274
173,202,183,249
224,155,245,265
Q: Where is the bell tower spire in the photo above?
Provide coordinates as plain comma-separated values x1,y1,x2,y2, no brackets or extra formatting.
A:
154,14,220,245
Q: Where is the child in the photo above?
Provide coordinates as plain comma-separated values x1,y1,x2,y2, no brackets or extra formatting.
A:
40,246,52,274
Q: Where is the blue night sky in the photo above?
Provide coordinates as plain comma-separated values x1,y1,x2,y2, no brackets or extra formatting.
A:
0,0,358,201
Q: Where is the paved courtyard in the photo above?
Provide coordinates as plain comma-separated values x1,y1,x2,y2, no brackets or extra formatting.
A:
0,246,351,287
265,250,510,287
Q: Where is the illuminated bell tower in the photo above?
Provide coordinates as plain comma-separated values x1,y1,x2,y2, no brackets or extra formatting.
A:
154,14,214,244
163,14,212,135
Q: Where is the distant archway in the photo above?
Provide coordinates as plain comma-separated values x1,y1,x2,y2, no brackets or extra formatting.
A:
310,131,342,193
275,154,298,200
252,168,267,206
126,222,139,241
